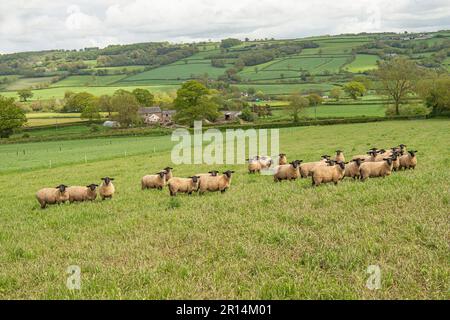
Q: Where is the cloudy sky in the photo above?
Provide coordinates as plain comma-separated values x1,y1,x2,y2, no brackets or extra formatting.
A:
1,0,449,53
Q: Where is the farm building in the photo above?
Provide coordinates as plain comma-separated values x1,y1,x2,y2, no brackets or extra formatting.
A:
221,111,242,121
138,107,176,125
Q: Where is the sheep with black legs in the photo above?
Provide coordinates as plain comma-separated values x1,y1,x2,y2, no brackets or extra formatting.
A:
274,160,302,182
168,176,201,196
311,161,346,186
399,150,418,170
359,158,394,181
99,177,115,200
67,184,98,203
344,158,364,179
141,171,166,190
36,184,69,209
198,170,235,194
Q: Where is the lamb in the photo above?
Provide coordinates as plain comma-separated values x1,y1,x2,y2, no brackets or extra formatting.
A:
311,161,346,186
198,170,235,194
247,158,262,174
163,167,174,181
299,155,329,178
344,158,365,179
274,160,302,182
168,176,201,196
99,177,115,200
359,158,394,181
278,153,287,165
334,150,345,163
36,184,69,209
141,171,166,190
67,184,98,203
399,150,418,170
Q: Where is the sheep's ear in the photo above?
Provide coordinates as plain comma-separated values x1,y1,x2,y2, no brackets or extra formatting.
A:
110,178,115,180
101,177,105,180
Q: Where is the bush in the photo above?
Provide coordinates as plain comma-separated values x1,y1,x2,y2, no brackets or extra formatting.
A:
22,133,30,138
385,104,431,116
89,124,101,133
239,108,256,122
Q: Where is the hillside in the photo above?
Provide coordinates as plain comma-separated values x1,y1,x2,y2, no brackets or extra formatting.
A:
1,31,449,100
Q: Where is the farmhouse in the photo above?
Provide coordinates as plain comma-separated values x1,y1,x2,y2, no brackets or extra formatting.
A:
138,107,176,125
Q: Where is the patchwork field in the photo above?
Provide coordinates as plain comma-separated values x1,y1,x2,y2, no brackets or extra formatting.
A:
0,119,448,299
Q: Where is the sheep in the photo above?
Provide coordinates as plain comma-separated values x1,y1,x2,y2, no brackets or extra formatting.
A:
258,156,273,169
299,155,329,178
99,177,115,200
399,150,418,170
390,152,401,171
67,184,98,203
141,171,166,190
344,158,365,179
278,153,287,165
334,150,345,163
311,161,346,186
398,144,407,154
274,160,302,182
247,158,262,174
36,184,69,209
197,171,219,189
352,149,377,161
359,158,394,181
168,176,201,196
198,170,235,194
163,167,174,181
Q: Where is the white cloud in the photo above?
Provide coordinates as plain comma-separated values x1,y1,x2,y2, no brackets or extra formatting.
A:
0,0,449,53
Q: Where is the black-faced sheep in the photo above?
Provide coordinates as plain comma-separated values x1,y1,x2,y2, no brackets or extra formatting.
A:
141,171,166,190
168,176,201,196
399,150,418,170
311,161,346,186
36,184,69,209
67,184,98,203
274,160,302,182
198,170,235,194
99,177,115,200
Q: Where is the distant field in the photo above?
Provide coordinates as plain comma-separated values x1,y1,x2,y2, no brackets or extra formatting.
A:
25,118,87,127
344,55,379,73
52,75,126,87
0,85,179,100
237,83,337,95
0,120,448,299
120,62,228,84
4,76,57,91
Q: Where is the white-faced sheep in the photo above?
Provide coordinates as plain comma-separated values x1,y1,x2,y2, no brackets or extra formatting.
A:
36,184,69,209
311,161,346,186
258,156,273,169
198,170,235,194
344,158,365,179
299,155,329,178
399,150,418,170
99,177,115,200
67,184,98,203
168,176,201,196
141,171,166,190
278,153,287,165
334,150,345,163
274,160,302,182
359,158,394,181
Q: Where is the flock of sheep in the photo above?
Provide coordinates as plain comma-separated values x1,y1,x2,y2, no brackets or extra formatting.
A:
35,144,418,209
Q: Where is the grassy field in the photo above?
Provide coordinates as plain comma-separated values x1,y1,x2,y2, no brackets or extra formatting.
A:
344,55,379,73
0,119,448,299
51,75,127,87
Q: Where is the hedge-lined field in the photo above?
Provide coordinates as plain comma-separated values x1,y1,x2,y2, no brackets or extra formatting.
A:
0,119,448,299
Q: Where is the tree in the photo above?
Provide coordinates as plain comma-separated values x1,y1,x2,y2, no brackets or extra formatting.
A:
111,91,141,127
330,88,343,101
173,80,220,126
98,95,113,117
220,38,242,49
288,93,309,123
239,107,255,122
132,88,154,107
307,93,323,120
344,81,366,100
417,75,450,115
62,92,97,113
0,96,27,138
376,57,423,115
17,89,33,102
81,104,101,122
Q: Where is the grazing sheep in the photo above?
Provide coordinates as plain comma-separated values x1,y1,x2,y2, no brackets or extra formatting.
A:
36,184,69,209
258,156,273,169
99,177,115,200
163,167,174,181
390,152,401,171
344,158,365,179
299,156,329,178
274,160,302,182
278,153,287,165
67,184,98,203
168,176,201,196
359,158,394,181
197,171,220,190
311,161,346,186
334,150,345,163
247,158,262,174
198,170,235,194
141,171,166,190
398,144,407,154
399,150,418,170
